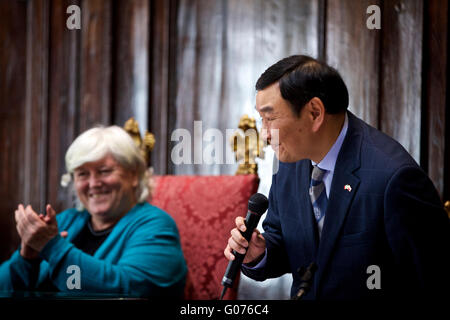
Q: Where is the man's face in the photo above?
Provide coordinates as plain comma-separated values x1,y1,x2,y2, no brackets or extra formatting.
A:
256,82,314,163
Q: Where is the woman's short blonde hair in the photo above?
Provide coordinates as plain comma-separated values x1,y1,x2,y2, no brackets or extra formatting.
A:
62,125,150,210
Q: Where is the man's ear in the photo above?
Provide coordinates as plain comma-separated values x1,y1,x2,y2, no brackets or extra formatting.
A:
307,97,325,132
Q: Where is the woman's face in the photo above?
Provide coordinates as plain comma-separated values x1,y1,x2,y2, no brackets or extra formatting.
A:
73,154,138,223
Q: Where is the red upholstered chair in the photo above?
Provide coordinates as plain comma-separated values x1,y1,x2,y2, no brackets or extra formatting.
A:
124,116,263,299
150,175,259,300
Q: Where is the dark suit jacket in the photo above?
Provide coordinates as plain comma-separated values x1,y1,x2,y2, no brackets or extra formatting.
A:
242,112,450,300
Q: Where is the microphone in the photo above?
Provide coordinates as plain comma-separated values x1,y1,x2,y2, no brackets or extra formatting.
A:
220,193,269,299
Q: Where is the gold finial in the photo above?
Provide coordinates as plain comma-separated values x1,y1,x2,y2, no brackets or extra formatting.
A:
230,114,265,175
124,117,155,166
445,201,450,219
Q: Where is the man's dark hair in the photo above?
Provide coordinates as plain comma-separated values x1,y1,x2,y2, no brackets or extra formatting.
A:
255,55,349,115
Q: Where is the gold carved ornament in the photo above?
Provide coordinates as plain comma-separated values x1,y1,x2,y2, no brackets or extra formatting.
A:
123,117,155,166
124,115,264,175
230,114,266,175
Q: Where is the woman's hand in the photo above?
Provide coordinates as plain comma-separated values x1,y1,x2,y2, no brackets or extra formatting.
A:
15,204,59,254
20,240,40,260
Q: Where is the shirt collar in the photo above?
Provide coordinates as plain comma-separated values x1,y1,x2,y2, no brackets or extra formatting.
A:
311,112,348,173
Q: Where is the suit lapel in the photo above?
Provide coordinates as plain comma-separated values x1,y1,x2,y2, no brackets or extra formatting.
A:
314,112,362,294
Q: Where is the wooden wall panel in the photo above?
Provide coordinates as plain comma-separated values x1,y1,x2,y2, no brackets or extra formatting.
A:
23,0,49,213
47,0,80,213
422,0,448,199
380,0,423,163
79,0,112,131
174,0,320,175
0,0,50,259
113,0,150,130
0,0,28,261
149,0,175,174
174,0,226,175
326,0,381,127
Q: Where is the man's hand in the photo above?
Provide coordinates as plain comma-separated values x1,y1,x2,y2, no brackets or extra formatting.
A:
224,216,266,264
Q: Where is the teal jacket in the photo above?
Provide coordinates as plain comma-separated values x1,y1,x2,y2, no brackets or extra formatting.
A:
0,202,187,297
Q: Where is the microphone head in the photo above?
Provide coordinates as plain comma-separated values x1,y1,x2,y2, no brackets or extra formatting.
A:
248,193,269,215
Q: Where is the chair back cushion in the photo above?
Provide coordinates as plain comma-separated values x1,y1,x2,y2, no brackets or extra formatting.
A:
150,175,259,300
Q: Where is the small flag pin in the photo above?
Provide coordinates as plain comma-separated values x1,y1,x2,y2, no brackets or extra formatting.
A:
344,184,352,192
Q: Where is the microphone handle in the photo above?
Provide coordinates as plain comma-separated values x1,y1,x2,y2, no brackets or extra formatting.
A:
222,210,261,288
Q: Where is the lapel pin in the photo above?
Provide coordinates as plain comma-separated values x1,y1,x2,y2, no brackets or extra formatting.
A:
344,184,352,192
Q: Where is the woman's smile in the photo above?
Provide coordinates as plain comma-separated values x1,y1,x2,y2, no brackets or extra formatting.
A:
74,154,138,229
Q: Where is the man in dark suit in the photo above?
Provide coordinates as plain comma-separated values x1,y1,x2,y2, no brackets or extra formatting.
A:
224,55,449,300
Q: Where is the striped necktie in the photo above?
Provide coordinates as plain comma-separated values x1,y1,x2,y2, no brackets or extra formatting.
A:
309,166,328,234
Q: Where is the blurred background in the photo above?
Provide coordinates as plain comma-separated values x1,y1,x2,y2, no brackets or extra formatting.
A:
0,0,449,298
